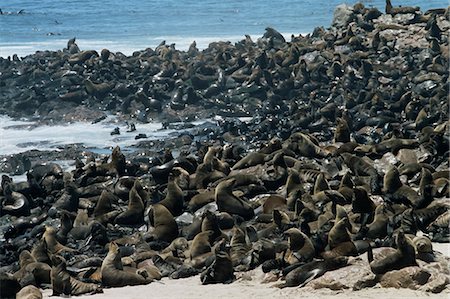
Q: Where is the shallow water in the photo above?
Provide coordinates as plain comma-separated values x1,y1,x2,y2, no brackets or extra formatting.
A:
0,115,168,156
0,0,447,56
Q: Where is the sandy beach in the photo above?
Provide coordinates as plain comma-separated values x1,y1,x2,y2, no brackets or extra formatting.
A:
41,261,450,299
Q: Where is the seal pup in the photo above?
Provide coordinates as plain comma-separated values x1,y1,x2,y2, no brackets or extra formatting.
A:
51,255,102,296
101,242,152,287
200,239,235,285
369,230,417,274
229,226,251,267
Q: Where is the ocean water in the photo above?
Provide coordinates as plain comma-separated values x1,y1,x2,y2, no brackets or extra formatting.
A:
0,115,215,156
0,0,447,57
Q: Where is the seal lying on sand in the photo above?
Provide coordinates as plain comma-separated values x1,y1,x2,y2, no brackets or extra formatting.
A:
101,242,152,287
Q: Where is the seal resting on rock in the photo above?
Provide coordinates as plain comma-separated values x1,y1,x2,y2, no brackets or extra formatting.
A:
369,231,417,275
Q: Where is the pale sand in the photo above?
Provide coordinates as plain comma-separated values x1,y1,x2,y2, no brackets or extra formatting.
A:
39,243,450,299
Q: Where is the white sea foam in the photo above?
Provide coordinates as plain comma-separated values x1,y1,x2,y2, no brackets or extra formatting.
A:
0,32,302,58
0,115,170,156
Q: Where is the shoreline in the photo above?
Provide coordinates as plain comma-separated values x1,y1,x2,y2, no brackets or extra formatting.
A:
0,33,298,58
1,2,449,299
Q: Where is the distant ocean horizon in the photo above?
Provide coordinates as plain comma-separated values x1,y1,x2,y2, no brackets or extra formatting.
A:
0,0,447,57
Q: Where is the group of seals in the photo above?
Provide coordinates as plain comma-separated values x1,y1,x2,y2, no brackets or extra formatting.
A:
0,1,449,298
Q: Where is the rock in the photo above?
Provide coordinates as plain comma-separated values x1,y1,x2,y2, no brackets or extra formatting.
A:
307,257,371,290
379,266,431,289
332,4,354,28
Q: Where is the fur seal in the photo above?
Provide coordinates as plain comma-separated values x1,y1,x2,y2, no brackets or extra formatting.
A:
215,178,254,220
93,189,119,223
42,226,75,254
51,255,102,296
146,204,179,243
158,173,184,216
284,228,315,264
101,242,152,287
114,180,145,226
14,250,51,287
190,230,214,260
369,231,417,274
230,226,250,267
200,239,235,284
1,182,30,216
16,285,42,299
279,256,348,288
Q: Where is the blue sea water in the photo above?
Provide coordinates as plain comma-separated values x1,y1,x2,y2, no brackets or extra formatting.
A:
0,0,447,56
0,0,448,56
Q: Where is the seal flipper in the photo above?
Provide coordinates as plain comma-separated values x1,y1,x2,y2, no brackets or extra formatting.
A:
298,268,323,287
367,243,374,263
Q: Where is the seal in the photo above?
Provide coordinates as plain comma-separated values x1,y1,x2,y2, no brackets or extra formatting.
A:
101,242,152,287
190,230,214,260
284,228,315,264
146,204,179,243
158,173,184,216
369,230,417,274
215,178,254,220
16,285,42,299
327,217,352,250
114,180,145,226
279,256,348,288
1,181,30,216
200,239,235,284
14,250,51,287
93,189,117,222
201,210,223,241
42,226,75,254
230,226,250,267
413,235,435,262
51,255,102,296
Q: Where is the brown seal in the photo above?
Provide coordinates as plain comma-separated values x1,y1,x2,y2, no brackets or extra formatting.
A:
230,226,250,267
369,231,417,274
101,242,152,287
200,239,235,284
231,152,267,170
14,250,51,286
93,189,119,224
284,228,315,264
328,217,352,250
215,178,254,220
158,173,184,216
51,255,102,296
279,256,348,288
16,285,42,299
190,230,214,260
114,180,145,226
42,226,75,254
334,117,351,143
146,203,179,243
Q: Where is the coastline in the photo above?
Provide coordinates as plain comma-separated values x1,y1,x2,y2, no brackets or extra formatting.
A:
1,2,449,299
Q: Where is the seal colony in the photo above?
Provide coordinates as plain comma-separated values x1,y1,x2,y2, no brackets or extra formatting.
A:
0,1,449,298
